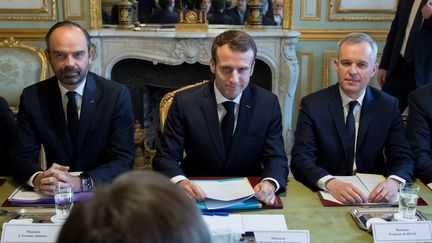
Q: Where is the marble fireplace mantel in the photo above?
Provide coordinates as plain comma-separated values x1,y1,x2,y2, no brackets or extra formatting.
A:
88,28,300,153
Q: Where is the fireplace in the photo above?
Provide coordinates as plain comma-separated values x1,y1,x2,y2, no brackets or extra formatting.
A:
89,28,300,167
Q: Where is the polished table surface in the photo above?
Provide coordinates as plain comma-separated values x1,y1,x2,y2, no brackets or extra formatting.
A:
1,177,432,243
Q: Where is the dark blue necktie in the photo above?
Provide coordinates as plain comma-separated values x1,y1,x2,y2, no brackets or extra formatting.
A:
404,0,427,63
346,101,357,166
221,101,235,155
66,91,78,150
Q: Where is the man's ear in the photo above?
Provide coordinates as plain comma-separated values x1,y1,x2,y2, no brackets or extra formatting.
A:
210,58,216,74
44,49,50,62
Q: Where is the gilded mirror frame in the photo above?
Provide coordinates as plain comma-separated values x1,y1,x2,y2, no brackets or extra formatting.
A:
90,0,292,29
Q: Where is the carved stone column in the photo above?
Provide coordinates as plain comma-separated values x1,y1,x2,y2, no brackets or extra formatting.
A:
279,31,300,156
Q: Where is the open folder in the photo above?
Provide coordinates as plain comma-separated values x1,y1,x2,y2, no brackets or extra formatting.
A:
191,177,283,211
193,177,260,210
3,185,93,207
318,173,428,206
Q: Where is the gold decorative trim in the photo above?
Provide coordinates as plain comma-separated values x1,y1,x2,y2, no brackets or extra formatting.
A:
0,29,48,40
328,0,395,21
283,0,294,29
335,0,397,13
63,0,85,20
296,29,389,40
301,0,321,21
323,51,337,88
0,0,56,21
0,0,48,13
0,37,48,81
296,51,314,110
90,0,102,29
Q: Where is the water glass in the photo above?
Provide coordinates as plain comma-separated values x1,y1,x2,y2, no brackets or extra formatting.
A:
395,182,420,221
53,184,73,221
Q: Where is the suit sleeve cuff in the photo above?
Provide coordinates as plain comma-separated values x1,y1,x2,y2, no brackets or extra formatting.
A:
388,175,405,184
262,177,280,192
317,175,335,191
171,175,188,184
27,171,43,188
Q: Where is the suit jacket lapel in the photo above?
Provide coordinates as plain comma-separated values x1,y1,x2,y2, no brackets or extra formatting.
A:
357,87,375,150
77,73,100,151
328,85,350,161
201,81,225,162
44,78,74,161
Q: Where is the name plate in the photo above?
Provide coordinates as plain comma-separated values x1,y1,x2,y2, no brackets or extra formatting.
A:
372,221,432,243
1,223,62,243
254,230,310,243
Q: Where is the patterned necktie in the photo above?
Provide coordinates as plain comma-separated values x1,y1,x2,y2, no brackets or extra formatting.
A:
221,101,235,155
66,91,78,150
346,101,357,166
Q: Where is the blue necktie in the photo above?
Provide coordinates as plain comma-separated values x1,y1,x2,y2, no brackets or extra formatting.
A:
221,101,235,155
66,91,78,150
346,101,357,166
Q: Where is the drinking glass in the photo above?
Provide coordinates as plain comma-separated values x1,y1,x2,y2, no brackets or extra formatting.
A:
394,182,420,221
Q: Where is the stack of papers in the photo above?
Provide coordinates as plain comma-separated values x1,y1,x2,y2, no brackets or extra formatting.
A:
193,177,261,210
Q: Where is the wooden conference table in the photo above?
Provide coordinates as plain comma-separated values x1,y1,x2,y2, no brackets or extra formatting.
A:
1,177,432,243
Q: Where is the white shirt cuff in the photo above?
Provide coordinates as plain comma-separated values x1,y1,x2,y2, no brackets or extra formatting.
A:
388,175,405,184
317,175,335,191
171,175,188,184
262,177,280,192
27,171,43,188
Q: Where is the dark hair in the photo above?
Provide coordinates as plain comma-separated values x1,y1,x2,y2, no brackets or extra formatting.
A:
45,21,91,52
211,30,257,64
57,171,212,243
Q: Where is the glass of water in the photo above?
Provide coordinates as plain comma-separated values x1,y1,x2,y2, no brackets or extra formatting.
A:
394,182,420,221
52,184,73,222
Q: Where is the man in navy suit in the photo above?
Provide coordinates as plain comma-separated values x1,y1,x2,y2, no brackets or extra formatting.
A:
291,33,414,204
406,84,432,182
11,21,135,195
226,0,247,24
0,97,16,176
378,0,432,113
153,30,288,205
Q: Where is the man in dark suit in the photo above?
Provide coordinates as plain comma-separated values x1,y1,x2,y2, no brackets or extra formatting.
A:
153,30,288,205
226,0,247,24
0,97,16,176
207,0,235,24
11,21,135,195
148,0,178,24
406,84,432,182
378,0,432,113
291,33,414,204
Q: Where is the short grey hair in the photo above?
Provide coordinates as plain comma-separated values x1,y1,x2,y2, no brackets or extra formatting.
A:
337,32,378,63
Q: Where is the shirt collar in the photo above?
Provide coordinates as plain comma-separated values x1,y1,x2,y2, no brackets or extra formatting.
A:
339,86,366,107
214,82,242,105
58,78,87,98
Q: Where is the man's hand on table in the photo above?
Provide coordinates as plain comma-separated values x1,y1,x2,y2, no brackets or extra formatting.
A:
254,180,276,205
177,179,206,201
33,163,81,195
368,178,400,202
326,178,368,204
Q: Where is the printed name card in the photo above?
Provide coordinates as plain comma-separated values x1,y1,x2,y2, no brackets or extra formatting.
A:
254,230,310,243
1,223,62,243
372,221,432,243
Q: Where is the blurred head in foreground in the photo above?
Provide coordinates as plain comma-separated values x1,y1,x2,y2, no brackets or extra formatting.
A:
57,171,211,243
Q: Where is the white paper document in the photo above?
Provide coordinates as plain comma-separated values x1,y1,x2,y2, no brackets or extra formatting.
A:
203,214,288,243
319,173,398,205
194,177,255,201
193,178,260,210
